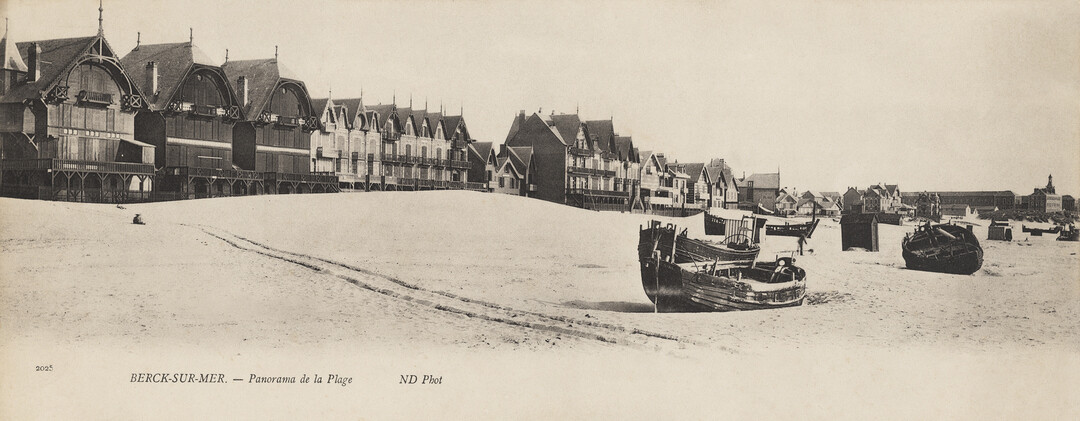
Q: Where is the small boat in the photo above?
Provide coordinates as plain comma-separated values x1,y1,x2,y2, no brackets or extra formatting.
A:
642,220,760,267
902,222,983,275
639,221,805,312
1058,225,1079,242
1022,225,1061,236
765,218,820,238
704,210,766,243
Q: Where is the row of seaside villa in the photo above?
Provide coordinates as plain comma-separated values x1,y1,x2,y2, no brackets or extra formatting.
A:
0,17,753,215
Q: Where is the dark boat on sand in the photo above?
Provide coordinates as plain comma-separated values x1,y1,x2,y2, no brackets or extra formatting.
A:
1058,225,1079,242
648,221,760,266
902,222,983,275
765,218,820,238
1022,225,1061,236
639,221,806,312
704,211,766,243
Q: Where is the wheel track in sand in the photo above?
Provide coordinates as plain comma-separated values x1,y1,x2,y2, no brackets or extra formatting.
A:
187,224,699,348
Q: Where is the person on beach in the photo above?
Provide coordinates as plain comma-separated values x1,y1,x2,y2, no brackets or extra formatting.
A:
797,234,807,256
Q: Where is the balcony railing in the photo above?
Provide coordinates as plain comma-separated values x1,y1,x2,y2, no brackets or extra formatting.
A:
448,181,465,189
380,153,402,163
261,171,339,184
367,153,375,161
382,131,401,142
465,182,487,191
276,116,300,128
191,104,218,118
568,166,615,177
569,146,592,157
169,166,261,180
399,177,417,187
450,160,471,169
0,158,153,175
566,187,629,198
76,90,113,106
419,179,434,188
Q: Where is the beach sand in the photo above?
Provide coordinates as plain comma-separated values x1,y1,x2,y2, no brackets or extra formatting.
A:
1,192,1077,419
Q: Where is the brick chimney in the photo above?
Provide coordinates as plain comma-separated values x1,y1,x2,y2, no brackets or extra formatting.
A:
237,76,248,106
27,42,40,82
144,61,157,96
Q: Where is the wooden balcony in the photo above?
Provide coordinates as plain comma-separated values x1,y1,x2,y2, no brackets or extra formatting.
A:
568,166,615,177
569,146,592,157
191,104,219,118
382,131,401,142
449,160,471,169
275,116,301,128
76,90,113,106
261,171,339,184
168,166,261,181
566,187,629,199
448,180,465,189
465,182,487,191
1,158,154,175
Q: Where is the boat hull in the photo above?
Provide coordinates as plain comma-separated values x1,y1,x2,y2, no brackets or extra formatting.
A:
765,219,820,238
639,221,806,313
902,224,984,275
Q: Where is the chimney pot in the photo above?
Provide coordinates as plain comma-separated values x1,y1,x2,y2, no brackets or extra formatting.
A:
144,61,158,96
27,42,40,82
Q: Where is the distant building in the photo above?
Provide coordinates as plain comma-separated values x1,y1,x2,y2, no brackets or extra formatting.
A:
737,172,780,212
901,190,1018,210
914,192,941,219
1024,174,1062,213
1063,195,1075,212
467,141,496,192
842,187,865,214
705,158,738,209
940,204,975,218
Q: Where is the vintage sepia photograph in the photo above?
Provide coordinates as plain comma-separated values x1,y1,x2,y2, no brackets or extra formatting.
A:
1,0,1078,419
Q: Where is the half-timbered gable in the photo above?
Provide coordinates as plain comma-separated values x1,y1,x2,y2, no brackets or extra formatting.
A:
1,31,157,202
121,40,259,198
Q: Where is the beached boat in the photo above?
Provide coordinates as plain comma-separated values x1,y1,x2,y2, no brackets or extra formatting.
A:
1022,225,1061,236
639,221,805,312
1058,225,1079,242
901,223,983,275
765,218,820,238
642,220,759,267
704,210,766,243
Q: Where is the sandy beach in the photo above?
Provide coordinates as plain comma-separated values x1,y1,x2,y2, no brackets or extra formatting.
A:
2,192,1078,419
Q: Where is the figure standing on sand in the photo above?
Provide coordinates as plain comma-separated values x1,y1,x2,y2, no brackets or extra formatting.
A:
132,214,145,225
797,234,807,256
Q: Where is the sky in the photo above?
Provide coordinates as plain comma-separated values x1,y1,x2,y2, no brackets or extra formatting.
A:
3,0,1078,195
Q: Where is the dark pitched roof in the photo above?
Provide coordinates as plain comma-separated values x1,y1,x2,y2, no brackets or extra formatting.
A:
584,120,615,152
505,146,534,171
549,114,582,147
613,136,633,161
220,58,304,116
333,97,364,128
366,104,397,130
680,163,707,183
120,42,218,110
310,98,331,118
469,141,494,161
742,173,780,190
3,36,97,102
505,111,527,143
1,31,27,71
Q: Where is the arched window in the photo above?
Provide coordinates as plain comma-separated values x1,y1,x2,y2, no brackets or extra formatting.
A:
405,118,415,136
421,146,427,158
405,144,412,157
436,148,442,160
180,71,225,106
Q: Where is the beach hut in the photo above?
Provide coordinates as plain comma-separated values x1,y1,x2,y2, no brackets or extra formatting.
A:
987,220,1012,241
840,213,879,251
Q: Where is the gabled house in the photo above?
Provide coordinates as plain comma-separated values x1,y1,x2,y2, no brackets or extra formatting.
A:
501,145,535,197
222,53,338,193
503,110,627,210
705,158,738,209
737,172,781,213
1,25,157,202
122,38,260,198
674,162,709,209
467,141,497,191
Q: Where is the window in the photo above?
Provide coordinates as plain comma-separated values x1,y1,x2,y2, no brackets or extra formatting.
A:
499,177,505,188
487,170,493,181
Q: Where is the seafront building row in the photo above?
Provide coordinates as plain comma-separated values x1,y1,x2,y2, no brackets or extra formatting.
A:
0,18,746,214
0,16,1074,216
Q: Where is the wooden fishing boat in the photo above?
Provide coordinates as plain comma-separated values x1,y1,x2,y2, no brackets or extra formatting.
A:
639,221,805,312
1022,225,1061,236
642,220,759,267
765,218,820,238
902,223,983,275
704,211,766,243
1058,225,1079,242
